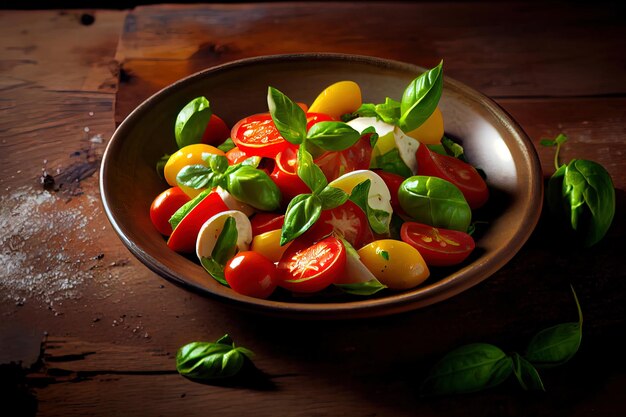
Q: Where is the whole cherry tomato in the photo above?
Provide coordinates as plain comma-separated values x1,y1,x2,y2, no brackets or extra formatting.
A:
201,114,230,147
149,187,191,236
224,251,278,299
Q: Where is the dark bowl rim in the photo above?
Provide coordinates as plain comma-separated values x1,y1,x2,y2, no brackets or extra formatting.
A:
100,52,543,319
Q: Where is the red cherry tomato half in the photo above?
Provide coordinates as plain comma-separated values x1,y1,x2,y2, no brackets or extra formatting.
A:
150,187,191,236
225,146,249,165
167,191,229,253
373,170,405,214
224,251,278,299
270,146,310,203
201,114,231,147
315,134,373,182
400,221,475,266
306,112,336,131
416,144,489,209
304,200,372,249
231,113,290,158
277,236,346,293
251,213,285,236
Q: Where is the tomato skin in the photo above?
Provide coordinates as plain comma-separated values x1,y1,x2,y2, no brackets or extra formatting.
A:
303,200,371,249
231,113,290,158
201,114,230,147
400,221,475,267
225,146,249,165
315,134,373,182
224,251,278,299
270,146,310,203
167,192,229,253
277,236,346,293
373,170,405,214
251,213,285,236
150,187,191,236
416,144,489,209
306,112,336,131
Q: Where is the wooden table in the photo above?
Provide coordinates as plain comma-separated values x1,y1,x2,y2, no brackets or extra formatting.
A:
1,3,625,416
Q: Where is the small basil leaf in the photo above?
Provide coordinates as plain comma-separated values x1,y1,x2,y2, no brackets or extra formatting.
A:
280,194,322,245
512,352,545,391
421,343,513,396
176,335,254,380
156,153,170,180
355,97,401,124
360,126,379,148
441,135,466,161
176,164,213,189
371,148,413,178
217,137,236,153
226,165,281,211
200,256,229,286
318,185,349,210
334,279,387,296
240,156,262,168
175,97,212,148
267,86,307,145
307,121,361,151
525,286,583,368
169,188,212,230
297,145,328,194
212,216,238,266
349,180,390,234
203,153,229,174
399,61,443,132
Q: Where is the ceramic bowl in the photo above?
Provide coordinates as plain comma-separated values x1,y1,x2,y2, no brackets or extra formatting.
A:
100,53,542,319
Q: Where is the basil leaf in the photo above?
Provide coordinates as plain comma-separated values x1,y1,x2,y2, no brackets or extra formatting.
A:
176,164,222,190
212,216,238,265
297,145,328,194
280,194,322,245
421,343,513,396
361,126,379,148
169,188,212,230
355,97,401,125
441,135,466,161
226,165,281,211
307,121,361,151
512,352,545,391
525,286,583,368
398,176,471,232
335,279,387,296
267,86,307,145
200,256,229,286
175,97,212,148
217,137,236,153
156,153,170,180
371,148,413,178
176,335,254,380
399,61,443,132
349,180,390,234
318,185,349,210
203,153,229,174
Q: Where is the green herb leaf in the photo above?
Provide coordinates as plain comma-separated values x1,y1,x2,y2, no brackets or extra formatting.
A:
200,256,228,286
212,216,239,265
280,193,322,245
399,61,443,132
307,121,362,151
540,133,569,170
297,145,328,194
371,148,413,178
176,164,223,190
441,135,466,161
318,185,349,210
525,286,583,368
349,179,390,234
176,334,254,380
203,153,229,174
267,86,307,145
169,188,212,230
217,137,236,153
156,153,170,179
512,352,545,391
360,126,379,148
225,165,281,211
335,279,387,296
421,343,513,396
175,97,213,148
355,97,401,125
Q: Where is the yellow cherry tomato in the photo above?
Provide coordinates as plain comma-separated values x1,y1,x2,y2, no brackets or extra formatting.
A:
405,107,444,145
357,239,429,290
308,81,362,119
163,144,225,197
251,229,291,263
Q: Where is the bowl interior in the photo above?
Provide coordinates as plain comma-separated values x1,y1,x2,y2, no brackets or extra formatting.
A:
101,54,542,319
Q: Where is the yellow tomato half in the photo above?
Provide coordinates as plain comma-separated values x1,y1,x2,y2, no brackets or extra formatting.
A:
357,239,429,290
251,229,291,263
164,144,225,198
308,81,362,119
405,107,444,145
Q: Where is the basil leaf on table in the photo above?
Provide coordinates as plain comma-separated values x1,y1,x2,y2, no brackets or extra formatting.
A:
349,179,390,235
280,193,323,245
169,188,212,230
307,121,361,151
421,343,513,396
398,175,471,232
267,86,307,145
297,145,328,194
511,352,545,391
525,286,583,368
175,96,213,148
335,279,387,296
318,185,349,210
176,334,254,380
399,61,443,132
225,165,281,211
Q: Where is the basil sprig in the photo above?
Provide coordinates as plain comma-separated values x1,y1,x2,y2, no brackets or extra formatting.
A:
348,179,390,235
176,334,254,380
421,286,582,396
175,96,213,148
200,216,238,286
542,133,615,247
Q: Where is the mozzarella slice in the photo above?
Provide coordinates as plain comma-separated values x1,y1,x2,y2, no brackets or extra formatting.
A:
196,210,252,261
329,170,393,222
214,186,255,217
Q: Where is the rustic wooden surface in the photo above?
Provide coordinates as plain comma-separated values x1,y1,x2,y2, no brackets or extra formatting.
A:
1,3,625,416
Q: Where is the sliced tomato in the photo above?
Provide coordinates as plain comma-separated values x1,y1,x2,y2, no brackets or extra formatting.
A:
373,170,405,215
315,134,373,182
201,114,231,147
225,146,249,165
251,213,285,236
416,144,488,209
400,221,475,266
224,251,278,299
150,187,191,236
270,145,310,203
231,113,290,158
167,192,229,253
303,200,372,249
306,112,336,132
277,236,346,293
